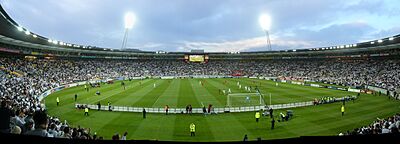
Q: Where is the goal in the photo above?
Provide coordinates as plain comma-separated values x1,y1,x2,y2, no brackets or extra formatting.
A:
226,93,265,107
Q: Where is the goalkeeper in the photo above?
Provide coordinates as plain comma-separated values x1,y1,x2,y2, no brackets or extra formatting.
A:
245,96,250,103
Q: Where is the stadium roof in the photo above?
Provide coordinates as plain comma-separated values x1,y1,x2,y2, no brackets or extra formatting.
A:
0,3,400,56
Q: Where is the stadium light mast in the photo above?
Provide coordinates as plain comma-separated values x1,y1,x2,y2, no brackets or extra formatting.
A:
259,14,272,51
121,12,136,49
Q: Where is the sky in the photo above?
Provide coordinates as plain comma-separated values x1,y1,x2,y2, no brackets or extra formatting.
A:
1,0,400,52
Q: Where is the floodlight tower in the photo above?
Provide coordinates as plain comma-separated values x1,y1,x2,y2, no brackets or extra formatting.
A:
259,14,272,51
121,12,136,49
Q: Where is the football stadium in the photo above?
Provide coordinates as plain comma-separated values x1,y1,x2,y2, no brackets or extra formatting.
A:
0,1,399,143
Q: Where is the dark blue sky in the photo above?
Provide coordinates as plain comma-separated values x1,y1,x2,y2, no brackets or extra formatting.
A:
1,0,399,52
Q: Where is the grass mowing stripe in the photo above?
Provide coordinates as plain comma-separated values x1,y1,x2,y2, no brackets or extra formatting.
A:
132,79,170,107
177,79,200,107
98,79,155,105
131,114,176,140
85,79,154,104
189,79,221,106
109,79,159,106
152,79,180,107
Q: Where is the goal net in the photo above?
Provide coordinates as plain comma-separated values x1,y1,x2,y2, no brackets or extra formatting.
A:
226,93,265,107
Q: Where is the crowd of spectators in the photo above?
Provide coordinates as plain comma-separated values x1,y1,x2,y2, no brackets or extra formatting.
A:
340,113,400,135
0,57,399,140
313,95,357,105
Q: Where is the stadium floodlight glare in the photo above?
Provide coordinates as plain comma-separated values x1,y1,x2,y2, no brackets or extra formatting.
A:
389,37,394,41
32,35,37,38
124,12,136,29
259,14,271,31
25,30,30,35
17,26,23,31
259,14,272,51
121,12,136,49
48,39,52,43
378,39,383,43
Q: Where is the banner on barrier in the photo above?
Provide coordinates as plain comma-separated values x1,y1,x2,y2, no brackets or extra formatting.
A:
348,88,361,93
310,83,321,88
161,76,174,79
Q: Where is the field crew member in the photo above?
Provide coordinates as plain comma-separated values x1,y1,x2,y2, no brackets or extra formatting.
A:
56,97,59,106
84,106,89,116
341,105,345,116
255,111,261,123
190,123,196,136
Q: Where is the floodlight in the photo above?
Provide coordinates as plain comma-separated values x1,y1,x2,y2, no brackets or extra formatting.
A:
389,37,394,41
259,14,271,31
17,26,23,31
378,39,383,43
25,31,30,35
124,12,136,29
48,39,52,43
32,35,37,38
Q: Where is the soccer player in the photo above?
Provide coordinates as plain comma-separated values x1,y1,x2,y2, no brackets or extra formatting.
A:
276,82,279,87
228,88,231,94
165,105,169,115
96,91,100,96
245,96,250,103
74,94,78,102
153,83,156,88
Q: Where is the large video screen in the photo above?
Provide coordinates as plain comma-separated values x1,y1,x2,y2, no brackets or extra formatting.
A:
189,55,204,62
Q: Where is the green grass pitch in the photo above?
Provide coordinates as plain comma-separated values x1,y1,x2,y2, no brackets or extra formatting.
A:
44,78,400,141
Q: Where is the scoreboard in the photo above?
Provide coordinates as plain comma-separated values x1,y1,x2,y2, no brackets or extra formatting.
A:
184,55,209,63
189,55,204,62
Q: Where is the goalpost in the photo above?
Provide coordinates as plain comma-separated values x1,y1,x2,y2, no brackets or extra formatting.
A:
226,93,265,107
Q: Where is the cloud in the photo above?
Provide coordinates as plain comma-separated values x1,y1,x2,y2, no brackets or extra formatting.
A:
126,43,164,51
177,36,316,52
1,0,400,52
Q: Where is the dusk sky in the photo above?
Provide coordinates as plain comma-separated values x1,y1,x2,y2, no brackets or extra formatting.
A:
1,0,399,52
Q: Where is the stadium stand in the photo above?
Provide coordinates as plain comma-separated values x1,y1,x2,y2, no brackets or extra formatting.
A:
0,3,399,143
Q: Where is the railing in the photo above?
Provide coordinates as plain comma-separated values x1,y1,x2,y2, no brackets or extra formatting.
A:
75,101,314,114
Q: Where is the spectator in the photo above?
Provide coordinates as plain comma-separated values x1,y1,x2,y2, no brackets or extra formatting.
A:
121,132,128,140
25,110,50,137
